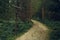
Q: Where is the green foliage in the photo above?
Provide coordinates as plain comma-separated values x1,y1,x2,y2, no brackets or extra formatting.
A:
0,20,33,40
42,19,60,40
0,0,9,20
45,0,60,21
32,0,43,13
0,0,60,40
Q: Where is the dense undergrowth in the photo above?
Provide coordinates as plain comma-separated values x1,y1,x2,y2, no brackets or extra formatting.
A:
0,18,60,40
43,20,60,40
0,20,33,40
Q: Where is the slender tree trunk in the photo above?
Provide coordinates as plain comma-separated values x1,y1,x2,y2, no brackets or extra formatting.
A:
15,0,19,35
27,0,32,21
42,7,45,20
42,0,46,20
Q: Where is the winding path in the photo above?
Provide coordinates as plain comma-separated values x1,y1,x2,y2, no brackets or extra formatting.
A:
16,19,50,40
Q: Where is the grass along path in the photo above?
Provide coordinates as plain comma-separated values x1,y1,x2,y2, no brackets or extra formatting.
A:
16,19,50,40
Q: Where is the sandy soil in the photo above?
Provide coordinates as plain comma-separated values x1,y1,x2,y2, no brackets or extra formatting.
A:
16,19,50,40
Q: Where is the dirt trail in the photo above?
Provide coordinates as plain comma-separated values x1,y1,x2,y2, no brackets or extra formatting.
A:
16,19,50,40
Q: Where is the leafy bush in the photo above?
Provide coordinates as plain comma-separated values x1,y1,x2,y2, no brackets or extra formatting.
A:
0,20,33,40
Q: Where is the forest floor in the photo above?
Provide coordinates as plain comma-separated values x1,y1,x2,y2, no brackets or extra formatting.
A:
15,19,50,40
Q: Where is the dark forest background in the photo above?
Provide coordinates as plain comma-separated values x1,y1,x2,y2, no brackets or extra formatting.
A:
0,0,60,40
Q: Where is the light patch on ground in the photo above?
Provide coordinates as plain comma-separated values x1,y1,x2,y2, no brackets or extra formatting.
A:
16,19,50,40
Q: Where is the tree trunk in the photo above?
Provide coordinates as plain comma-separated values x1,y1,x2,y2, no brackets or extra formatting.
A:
42,0,46,20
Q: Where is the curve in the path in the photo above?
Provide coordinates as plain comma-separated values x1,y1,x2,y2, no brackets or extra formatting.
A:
16,19,50,40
